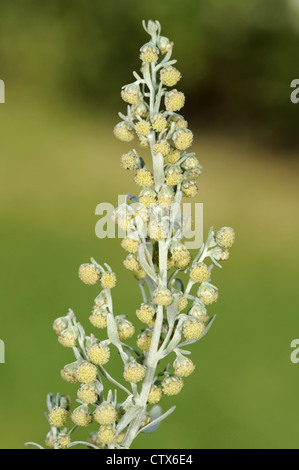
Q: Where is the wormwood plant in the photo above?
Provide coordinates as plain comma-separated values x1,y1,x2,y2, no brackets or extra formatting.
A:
27,20,235,450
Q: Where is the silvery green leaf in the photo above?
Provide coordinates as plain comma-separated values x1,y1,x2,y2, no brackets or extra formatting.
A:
173,278,184,292
140,405,176,434
126,193,139,203
106,313,121,347
161,317,185,357
153,152,164,192
142,277,156,296
116,405,143,434
25,442,45,449
166,294,179,327
138,244,158,283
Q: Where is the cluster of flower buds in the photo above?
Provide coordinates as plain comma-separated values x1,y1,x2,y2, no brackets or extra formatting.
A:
29,20,235,450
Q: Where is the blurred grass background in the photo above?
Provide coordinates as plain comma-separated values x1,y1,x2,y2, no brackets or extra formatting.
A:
0,0,299,449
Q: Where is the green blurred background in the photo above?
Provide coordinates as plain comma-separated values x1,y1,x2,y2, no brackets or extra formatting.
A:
0,0,299,449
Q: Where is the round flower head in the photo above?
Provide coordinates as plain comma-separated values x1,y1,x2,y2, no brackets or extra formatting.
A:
56,433,71,449
153,139,171,157
58,329,76,348
151,114,168,132
71,405,93,427
138,188,156,208
136,303,155,326
137,329,153,351
89,308,107,329
78,264,100,285
120,152,140,171
171,244,192,269
87,343,110,366
118,319,135,340
173,128,193,151
61,363,78,384
135,120,151,136
170,114,188,128
101,272,116,289
160,66,181,87
121,84,141,105
121,236,140,254
53,317,68,335
178,295,188,312
182,180,198,198
94,404,117,425
97,425,116,445
148,221,168,241
220,249,230,261
123,362,146,383
135,168,153,187
148,385,162,404
190,263,210,283
165,166,184,186
165,90,185,112
123,254,141,272
182,155,199,170
165,148,181,164
48,407,68,428
158,185,174,207
199,286,219,305
153,287,173,306
157,35,173,54
216,227,235,248
77,383,99,404
173,356,195,377
162,376,184,396
183,318,205,341
131,102,148,119
75,361,98,384
140,43,159,63
113,121,134,142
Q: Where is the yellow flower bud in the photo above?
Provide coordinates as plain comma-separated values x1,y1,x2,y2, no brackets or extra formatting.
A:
123,362,146,383
153,287,173,306
140,413,151,428
136,304,155,325
56,433,71,449
171,245,192,269
153,139,170,157
60,363,78,384
121,237,140,254
182,156,199,170
151,114,168,132
165,90,185,112
101,272,116,289
75,361,98,384
148,385,162,404
178,295,188,312
183,318,205,341
134,269,147,280
97,425,116,445
160,66,181,87
165,166,184,186
189,263,210,283
87,343,110,366
173,356,195,377
170,114,188,128
77,383,99,404
137,329,153,351
121,84,141,105
138,188,156,208
140,43,159,63
135,120,151,136
182,179,198,198
162,376,184,396
118,320,135,340
89,308,107,329
58,330,76,348
123,254,141,272
52,317,68,335
48,407,68,428
164,148,181,164
216,227,235,248
173,128,193,150
94,404,117,425
78,264,100,285
114,122,134,142
71,405,93,427
117,430,126,443
135,168,154,187
120,152,140,170
148,221,168,241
